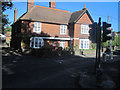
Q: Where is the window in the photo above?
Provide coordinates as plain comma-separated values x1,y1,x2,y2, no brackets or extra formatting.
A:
60,25,67,35
30,37,44,48
60,41,65,48
33,22,41,33
81,24,89,34
79,39,90,49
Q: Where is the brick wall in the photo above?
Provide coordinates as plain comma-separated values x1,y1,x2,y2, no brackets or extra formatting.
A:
72,13,93,49
42,23,69,38
21,21,69,38
20,21,70,49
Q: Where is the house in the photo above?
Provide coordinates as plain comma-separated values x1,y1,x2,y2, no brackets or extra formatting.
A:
11,0,94,51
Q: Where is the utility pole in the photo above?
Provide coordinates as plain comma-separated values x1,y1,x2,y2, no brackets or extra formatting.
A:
108,16,109,24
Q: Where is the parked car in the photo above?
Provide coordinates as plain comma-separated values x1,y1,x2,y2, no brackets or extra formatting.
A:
0,34,6,41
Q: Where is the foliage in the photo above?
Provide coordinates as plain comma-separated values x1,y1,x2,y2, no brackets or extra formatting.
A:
112,36,120,47
65,46,70,51
4,25,12,33
2,1,13,12
91,43,96,49
73,44,79,51
1,1,13,34
21,40,25,48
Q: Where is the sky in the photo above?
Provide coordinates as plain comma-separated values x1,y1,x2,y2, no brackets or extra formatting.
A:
3,2,119,32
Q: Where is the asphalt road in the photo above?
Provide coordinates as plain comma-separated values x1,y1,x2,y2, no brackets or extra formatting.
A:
2,49,120,88
2,50,95,88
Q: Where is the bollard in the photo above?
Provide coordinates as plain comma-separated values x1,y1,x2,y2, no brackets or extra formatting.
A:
103,53,107,62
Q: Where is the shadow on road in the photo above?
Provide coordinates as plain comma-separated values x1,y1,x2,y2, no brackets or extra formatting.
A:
2,47,120,88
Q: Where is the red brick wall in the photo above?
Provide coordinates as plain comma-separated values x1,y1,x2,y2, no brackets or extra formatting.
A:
20,21,70,49
74,13,92,38
21,21,34,33
73,13,93,48
21,21,69,38
42,23,69,37
44,40,69,49
11,21,22,49
69,23,74,38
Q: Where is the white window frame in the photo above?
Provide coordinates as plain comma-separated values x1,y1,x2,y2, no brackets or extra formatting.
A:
59,41,65,48
79,39,90,49
33,22,41,33
60,25,67,35
30,37,44,49
81,24,89,34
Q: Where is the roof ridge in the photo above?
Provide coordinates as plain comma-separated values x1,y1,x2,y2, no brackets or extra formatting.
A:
35,5,71,13
72,9,85,14
74,10,86,23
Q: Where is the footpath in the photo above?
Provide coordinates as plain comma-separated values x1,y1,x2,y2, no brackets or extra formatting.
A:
77,50,120,88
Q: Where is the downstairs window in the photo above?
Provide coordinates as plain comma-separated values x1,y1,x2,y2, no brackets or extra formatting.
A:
30,37,44,48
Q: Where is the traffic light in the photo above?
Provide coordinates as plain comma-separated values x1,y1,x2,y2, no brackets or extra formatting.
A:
103,22,112,42
89,22,97,43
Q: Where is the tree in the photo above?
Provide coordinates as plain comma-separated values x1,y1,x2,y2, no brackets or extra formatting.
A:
0,0,13,34
4,25,12,33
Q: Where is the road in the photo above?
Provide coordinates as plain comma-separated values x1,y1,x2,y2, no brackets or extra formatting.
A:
2,49,95,88
2,49,120,88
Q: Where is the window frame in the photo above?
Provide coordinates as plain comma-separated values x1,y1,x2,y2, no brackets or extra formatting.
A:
60,25,67,35
30,37,44,49
59,41,65,49
81,24,89,34
79,39,90,49
33,22,42,33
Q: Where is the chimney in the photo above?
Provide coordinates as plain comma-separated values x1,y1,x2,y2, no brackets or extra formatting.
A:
14,8,17,22
49,0,56,8
27,0,34,12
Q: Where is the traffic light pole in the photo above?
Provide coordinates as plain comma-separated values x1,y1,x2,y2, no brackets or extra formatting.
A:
96,17,103,87
97,18,101,69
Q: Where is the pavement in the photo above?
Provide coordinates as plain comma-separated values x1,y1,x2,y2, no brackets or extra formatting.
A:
2,48,120,88
0,42,8,48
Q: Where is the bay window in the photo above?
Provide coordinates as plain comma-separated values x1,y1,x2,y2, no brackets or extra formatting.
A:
60,41,65,48
30,37,44,48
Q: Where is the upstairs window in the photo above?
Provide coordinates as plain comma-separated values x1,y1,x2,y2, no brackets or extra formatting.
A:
60,25,67,35
81,24,89,34
33,22,41,33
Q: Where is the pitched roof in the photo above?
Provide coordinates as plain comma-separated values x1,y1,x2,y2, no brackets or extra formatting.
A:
20,5,71,25
69,8,94,23
13,6,94,25
69,10,85,23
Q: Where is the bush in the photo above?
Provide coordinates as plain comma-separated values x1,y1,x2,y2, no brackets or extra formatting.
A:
65,47,70,51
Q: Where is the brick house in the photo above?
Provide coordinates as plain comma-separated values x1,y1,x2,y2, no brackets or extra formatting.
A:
11,0,94,51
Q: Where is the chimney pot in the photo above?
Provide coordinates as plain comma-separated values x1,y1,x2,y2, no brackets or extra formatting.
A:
27,0,34,12
49,0,56,8
14,8,17,22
